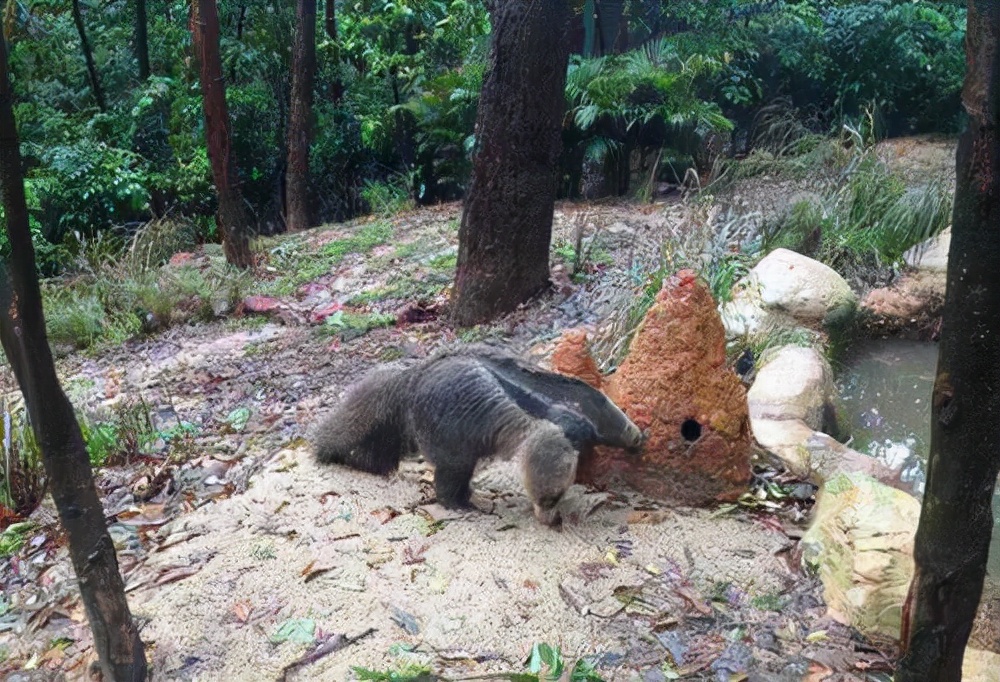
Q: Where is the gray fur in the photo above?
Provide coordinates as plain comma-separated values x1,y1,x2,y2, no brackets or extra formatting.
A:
311,345,643,525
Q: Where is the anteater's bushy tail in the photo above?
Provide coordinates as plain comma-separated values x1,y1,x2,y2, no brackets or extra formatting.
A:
312,364,414,475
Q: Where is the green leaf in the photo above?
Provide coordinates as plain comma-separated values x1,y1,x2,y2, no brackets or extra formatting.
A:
269,618,316,645
225,407,252,432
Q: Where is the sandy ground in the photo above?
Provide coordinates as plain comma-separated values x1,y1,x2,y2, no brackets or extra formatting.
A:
132,446,797,680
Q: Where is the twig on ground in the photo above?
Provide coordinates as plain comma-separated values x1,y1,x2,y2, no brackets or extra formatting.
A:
276,626,377,681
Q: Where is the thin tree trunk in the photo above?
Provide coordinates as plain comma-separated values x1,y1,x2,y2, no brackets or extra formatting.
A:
325,0,343,103
236,3,247,40
325,0,337,40
0,26,146,682
135,0,150,80
896,2,1000,678
286,0,317,232
191,0,254,269
450,0,572,325
71,0,106,111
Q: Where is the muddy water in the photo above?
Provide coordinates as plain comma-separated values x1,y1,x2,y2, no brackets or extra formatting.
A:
835,338,1000,577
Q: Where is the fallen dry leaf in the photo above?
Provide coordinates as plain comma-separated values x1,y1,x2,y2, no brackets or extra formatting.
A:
370,507,400,524
627,510,667,524
302,562,336,583
154,564,204,586
233,601,253,624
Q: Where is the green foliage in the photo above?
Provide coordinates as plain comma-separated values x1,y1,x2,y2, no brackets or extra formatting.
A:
740,0,966,134
751,591,788,611
527,643,604,681
427,252,456,271
0,522,34,558
393,65,483,201
44,289,107,350
567,40,731,135
361,178,414,217
322,310,396,340
564,38,734,193
0,0,963,277
43,245,252,351
26,140,150,238
321,221,395,261
258,220,396,294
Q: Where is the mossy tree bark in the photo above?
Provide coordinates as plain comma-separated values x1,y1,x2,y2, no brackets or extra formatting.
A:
286,0,317,232
449,0,572,326
0,25,147,682
897,2,1000,678
191,0,254,268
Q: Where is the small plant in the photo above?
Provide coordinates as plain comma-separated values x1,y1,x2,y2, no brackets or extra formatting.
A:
351,643,605,682
526,643,605,682
126,217,200,270
0,522,34,558
427,252,456,271
80,421,119,467
323,310,396,340
44,288,107,349
352,664,434,682
751,592,787,611
0,403,46,518
79,397,156,467
361,177,414,216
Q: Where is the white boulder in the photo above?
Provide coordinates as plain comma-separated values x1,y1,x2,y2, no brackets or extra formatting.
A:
721,248,857,338
801,472,920,642
748,345,833,430
904,226,951,273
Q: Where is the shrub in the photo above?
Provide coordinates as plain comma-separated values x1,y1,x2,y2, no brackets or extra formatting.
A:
0,404,46,519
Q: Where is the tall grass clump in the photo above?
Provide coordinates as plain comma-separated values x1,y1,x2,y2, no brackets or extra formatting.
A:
764,148,952,274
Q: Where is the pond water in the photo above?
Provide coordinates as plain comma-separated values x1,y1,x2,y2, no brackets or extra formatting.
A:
835,338,1000,577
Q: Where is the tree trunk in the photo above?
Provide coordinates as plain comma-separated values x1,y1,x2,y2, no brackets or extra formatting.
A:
0,26,147,682
896,2,1000,679
71,0,106,111
325,0,337,40
450,0,572,326
285,0,317,232
135,0,150,80
191,0,254,269
325,0,343,103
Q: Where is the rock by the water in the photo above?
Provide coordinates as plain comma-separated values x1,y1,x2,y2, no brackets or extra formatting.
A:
721,248,857,338
904,225,950,272
860,270,945,338
553,270,751,505
747,345,833,430
801,472,920,643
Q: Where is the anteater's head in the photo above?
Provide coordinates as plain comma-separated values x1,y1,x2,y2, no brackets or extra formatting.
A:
622,420,646,455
